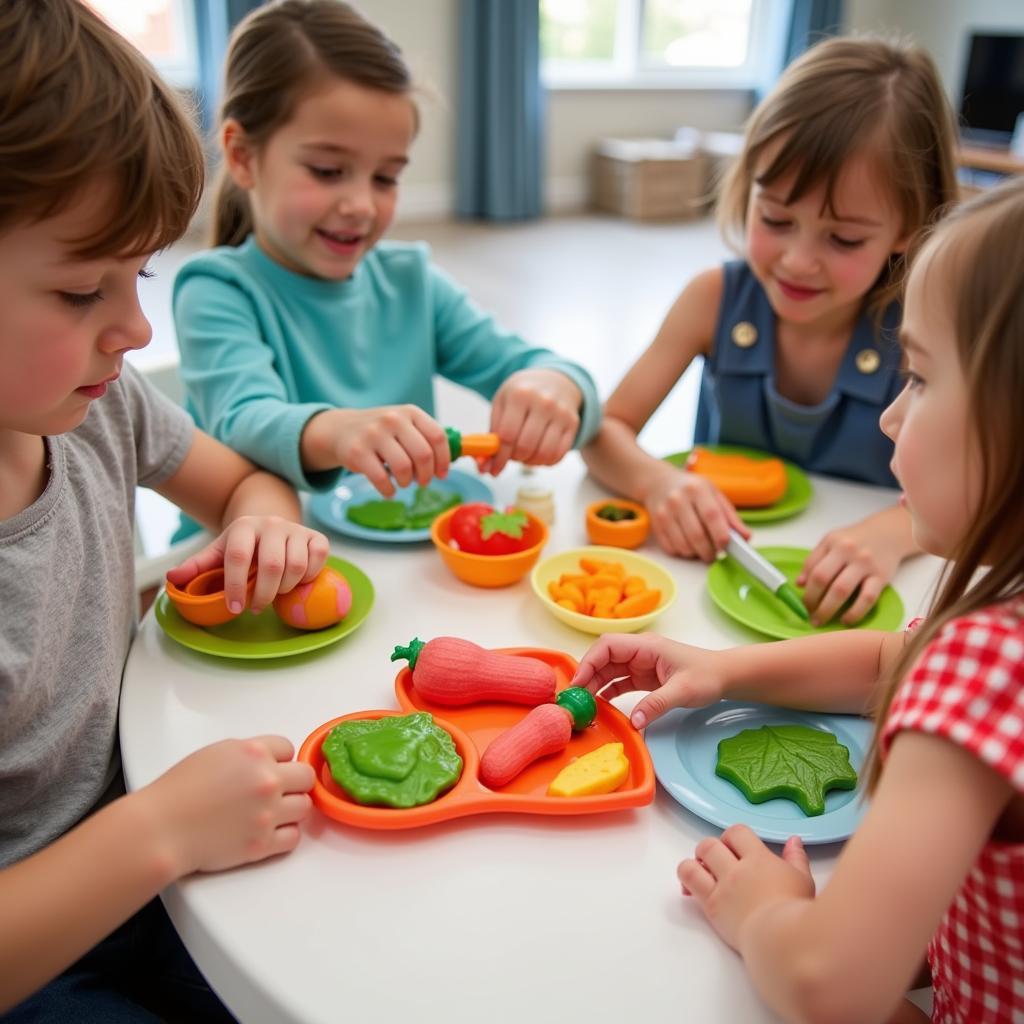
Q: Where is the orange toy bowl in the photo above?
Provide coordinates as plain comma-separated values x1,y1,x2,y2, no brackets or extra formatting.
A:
430,505,548,587
585,499,650,548
164,567,256,627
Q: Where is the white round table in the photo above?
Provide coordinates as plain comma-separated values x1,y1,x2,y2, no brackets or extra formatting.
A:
120,453,941,1024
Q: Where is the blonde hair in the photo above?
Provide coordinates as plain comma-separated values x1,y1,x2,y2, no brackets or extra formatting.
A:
0,0,203,258
212,0,413,248
717,35,959,316
866,176,1024,789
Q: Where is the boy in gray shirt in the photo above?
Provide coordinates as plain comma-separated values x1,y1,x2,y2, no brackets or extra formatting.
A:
0,1,331,1018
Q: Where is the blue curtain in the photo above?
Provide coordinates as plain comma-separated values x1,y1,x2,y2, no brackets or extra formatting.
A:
192,0,266,134
456,0,543,220
784,0,845,66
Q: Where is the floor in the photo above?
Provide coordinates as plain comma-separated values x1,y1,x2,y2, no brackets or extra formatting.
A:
132,212,730,555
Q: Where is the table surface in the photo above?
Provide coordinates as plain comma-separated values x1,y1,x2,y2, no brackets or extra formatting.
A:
121,453,943,1024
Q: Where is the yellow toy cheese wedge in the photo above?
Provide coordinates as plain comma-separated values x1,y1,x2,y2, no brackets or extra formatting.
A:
547,742,629,797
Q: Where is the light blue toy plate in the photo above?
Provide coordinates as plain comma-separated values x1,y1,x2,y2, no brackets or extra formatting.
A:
645,701,872,845
308,469,493,543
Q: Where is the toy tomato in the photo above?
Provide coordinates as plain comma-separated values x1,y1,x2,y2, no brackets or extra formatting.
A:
449,503,531,556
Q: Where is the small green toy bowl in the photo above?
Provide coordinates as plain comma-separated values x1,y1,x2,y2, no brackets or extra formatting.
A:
531,545,677,635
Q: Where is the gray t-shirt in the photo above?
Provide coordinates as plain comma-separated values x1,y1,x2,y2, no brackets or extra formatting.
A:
0,365,192,868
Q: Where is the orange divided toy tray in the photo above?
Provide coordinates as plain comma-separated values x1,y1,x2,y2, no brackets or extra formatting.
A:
298,648,655,829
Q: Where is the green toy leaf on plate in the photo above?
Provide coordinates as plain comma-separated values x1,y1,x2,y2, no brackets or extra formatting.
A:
345,499,408,530
405,486,461,528
715,724,858,816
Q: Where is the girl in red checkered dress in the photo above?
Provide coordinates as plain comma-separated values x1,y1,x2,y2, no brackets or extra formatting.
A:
573,178,1024,1022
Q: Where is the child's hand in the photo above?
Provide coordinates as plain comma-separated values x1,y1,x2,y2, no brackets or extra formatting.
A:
141,736,315,876
677,826,815,953
329,405,451,497
486,369,582,475
644,469,750,562
797,517,906,626
572,633,728,729
167,516,330,615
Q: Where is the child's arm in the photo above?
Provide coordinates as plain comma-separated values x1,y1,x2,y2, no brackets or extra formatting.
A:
573,629,904,729
426,260,601,469
301,404,452,498
485,368,582,475
679,731,1012,1023
155,429,329,613
582,268,749,562
0,736,314,1012
798,504,921,626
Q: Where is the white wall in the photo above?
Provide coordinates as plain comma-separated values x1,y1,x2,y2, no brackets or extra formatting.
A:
360,0,1024,222
359,0,752,219
845,0,1024,104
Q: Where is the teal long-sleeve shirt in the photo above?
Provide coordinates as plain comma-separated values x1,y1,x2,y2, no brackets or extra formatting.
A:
173,237,601,492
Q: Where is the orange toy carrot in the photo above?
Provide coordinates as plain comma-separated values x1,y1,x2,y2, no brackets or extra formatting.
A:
446,427,500,459
390,636,555,707
479,687,596,789
685,448,787,508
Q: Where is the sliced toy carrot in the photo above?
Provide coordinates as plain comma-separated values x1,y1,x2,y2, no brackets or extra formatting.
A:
614,589,661,618
445,428,501,459
685,448,787,508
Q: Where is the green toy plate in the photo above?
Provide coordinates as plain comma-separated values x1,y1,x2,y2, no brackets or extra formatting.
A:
706,545,904,640
154,556,374,659
664,444,813,523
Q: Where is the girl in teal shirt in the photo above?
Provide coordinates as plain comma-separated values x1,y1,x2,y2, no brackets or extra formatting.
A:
174,0,599,500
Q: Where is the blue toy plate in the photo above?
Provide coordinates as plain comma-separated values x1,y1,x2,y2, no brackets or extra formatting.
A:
645,701,872,845
307,469,493,543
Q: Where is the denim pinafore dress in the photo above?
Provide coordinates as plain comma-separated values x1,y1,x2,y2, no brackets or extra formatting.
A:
693,261,902,488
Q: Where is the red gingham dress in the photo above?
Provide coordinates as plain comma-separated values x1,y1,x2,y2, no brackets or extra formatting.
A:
882,601,1024,1023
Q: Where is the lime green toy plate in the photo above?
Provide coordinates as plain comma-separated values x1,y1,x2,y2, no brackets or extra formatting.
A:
154,556,374,659
664,445,813,523
706,545,904,640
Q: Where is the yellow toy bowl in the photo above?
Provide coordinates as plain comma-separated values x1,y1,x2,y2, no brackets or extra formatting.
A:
431,506,549,588
531,545,677,635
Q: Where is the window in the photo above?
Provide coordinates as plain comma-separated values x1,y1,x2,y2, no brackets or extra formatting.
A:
541,0,775,89
87,0,199,88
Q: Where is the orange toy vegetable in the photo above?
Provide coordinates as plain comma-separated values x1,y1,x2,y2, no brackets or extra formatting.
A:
390,636,556,707
446,427,500,459
546,558,661,619
685,448,787,508
585,499,650,548
479,687,596,789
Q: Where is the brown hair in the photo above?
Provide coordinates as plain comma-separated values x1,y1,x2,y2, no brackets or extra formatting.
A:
717,35,959,316
212,0,413,248
865,176,1024,789
0,0,203,258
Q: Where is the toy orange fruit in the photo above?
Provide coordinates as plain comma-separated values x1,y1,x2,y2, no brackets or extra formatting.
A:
273,567,352,630
164,567,257,628
585,499,650,548
685,448,787,508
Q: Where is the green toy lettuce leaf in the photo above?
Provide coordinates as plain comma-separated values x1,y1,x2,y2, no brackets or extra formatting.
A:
715,724,858,816
322,712,463,808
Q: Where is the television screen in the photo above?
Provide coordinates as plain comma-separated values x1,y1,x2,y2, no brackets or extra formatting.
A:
959,32,1024,146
